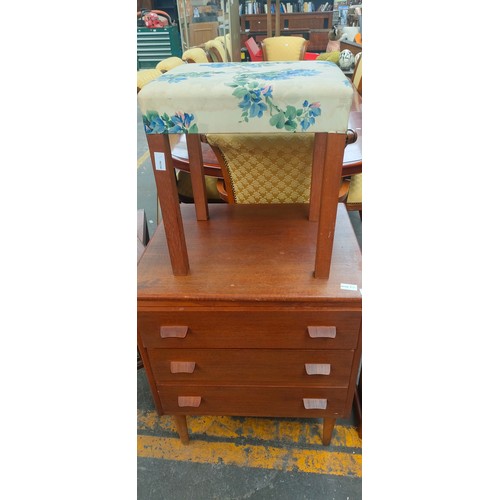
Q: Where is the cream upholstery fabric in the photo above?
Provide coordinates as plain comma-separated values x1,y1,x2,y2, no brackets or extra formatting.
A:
182,48,209,63
137,69,162,91
262,36,307,61
156,56,184,73
204,39,228,62
206,134,315,203
139,62,353,134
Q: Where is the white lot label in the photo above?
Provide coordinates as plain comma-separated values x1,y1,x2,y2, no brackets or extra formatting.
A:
154,152,166,171
340,283,358,291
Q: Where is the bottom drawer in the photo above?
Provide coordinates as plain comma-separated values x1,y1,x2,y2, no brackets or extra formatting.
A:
158,385,349,418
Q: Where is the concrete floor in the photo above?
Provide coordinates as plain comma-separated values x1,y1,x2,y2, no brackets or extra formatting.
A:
137,106,362,499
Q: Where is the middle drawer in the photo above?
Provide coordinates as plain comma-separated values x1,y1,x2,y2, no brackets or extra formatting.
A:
148,348,354,387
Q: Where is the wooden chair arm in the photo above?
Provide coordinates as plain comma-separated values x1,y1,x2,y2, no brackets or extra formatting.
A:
216,179,229,203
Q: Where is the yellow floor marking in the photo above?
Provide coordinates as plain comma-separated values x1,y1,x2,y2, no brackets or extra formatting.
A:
137,150,150,169
137,411,362,448
138,435,361,477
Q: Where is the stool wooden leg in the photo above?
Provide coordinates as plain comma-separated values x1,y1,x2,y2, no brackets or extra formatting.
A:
314,133,346,279
173,415,190,444
322,417,336,446
186,134,209,221
309,133,327,222
146,134,189,276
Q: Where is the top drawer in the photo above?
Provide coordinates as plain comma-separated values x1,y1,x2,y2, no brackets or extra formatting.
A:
138,310,361,349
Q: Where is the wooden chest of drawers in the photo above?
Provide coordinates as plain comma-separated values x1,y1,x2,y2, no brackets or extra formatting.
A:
137,203,362,445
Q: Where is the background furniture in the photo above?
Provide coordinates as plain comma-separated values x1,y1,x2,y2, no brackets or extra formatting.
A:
137,11,183,69
189,21,219,47
204,38,229,62
340,39,362,56
346,54,362,217
261,36,308,61
181,47,210,63
241,12,332,51
155,56,184,72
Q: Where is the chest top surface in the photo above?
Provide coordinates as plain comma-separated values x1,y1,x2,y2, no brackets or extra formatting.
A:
137,204,362,306
138,61,354,135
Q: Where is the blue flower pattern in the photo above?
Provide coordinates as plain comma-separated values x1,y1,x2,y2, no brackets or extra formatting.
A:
226,70,322,132
142,111,198,134
142,65,335,134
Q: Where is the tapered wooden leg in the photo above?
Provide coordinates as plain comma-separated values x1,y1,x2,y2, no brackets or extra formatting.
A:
314,133,346,279
186,134,209,221
309,133,327,222
146,134,189,275
322,417,336,446
173,415,190,444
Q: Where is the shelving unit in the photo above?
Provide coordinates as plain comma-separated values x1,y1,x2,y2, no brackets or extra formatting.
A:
238,0,334,52
240,10,332,51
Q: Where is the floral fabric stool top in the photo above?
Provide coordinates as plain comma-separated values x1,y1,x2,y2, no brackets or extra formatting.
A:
138,61,353,135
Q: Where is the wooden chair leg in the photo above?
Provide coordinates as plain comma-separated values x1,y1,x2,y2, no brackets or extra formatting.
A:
173,415,190,444
322,417,336,445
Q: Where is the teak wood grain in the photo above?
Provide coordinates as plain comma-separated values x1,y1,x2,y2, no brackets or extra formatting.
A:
137,204,361,304
137,202,362,445
146,134,189,275
147,348,355,386
157,385,349,417
138,309,360,349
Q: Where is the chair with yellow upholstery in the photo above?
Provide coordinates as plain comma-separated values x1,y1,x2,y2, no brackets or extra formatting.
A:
345,171,361,218
204,39,228,62
261,36,309,61
137,68,162,93
346,53,362,218
215,34,232,59
352,53,362,96
182,47,210,63
205,134,350,204
155,56,185,73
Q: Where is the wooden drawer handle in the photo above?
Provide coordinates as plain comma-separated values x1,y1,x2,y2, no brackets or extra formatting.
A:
305,363,331,375
303,398,328,410
160,326,188,338
307,326,336,339
170,361,196,374
178,396,201,408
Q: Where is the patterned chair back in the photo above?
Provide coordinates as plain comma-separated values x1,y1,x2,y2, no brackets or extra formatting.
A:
206,134,315,204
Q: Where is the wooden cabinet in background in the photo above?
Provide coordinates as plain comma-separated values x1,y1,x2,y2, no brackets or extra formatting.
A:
189,21,219,46
240,12,332,52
